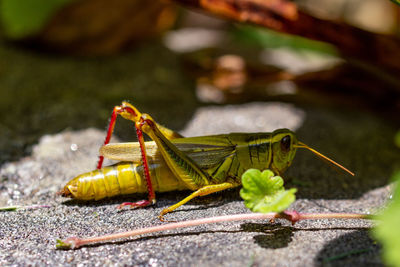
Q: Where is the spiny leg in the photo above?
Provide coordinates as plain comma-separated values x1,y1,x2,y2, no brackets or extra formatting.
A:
128,113,228,220
159,183,235,221
97,102,182,169
156,124,184,140
136,113,212,191
97,105,119,169
99,102,217,215
97,102,156,208
118,120,156,208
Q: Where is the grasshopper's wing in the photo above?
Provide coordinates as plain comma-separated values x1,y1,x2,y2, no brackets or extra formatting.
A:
171,135,236,169
100,141,159,162
100,135,236,169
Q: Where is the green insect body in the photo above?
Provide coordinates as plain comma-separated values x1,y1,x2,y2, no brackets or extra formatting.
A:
59,101,352,218
61,130,297,201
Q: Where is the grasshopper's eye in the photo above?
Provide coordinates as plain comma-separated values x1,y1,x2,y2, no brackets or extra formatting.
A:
281,135,291,152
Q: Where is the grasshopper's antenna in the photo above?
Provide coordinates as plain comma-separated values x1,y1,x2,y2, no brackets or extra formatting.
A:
295,141,355,176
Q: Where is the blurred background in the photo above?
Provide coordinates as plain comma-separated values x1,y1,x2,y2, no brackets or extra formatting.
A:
0,0,399,165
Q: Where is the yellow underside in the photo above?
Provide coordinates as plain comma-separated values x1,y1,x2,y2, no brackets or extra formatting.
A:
64,161,191,201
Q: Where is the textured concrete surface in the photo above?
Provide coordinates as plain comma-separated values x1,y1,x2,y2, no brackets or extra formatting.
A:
1,102,398,266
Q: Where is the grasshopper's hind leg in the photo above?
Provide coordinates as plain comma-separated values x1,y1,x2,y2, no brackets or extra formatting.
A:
127,113,235,220
100,101,228,217
98,101,182,209
97,102,182,169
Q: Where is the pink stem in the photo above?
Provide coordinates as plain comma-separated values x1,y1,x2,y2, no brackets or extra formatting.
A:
57,212,370,249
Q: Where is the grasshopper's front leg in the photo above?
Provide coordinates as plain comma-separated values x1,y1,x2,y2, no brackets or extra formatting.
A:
98,101,182,209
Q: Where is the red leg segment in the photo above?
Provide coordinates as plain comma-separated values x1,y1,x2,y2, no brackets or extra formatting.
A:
97,102,156,208
97,106,120,169
117,121,156,208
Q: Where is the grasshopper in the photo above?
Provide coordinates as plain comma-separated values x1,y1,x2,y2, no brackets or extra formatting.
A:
59,101,354,219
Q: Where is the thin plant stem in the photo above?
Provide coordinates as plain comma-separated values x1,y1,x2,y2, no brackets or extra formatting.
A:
56,211,371,249
0,204,52,212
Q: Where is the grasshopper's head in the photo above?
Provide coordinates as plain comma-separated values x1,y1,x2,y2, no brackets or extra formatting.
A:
270,129,354,177
270,129,298,175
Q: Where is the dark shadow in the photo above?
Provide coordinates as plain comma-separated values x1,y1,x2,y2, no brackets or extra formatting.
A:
61,188,240,210
241,223,371,250
241,223,294,249
0,38,199,166
315,230,382,266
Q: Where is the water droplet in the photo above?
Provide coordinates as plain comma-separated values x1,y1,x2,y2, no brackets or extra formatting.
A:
70,143,78,151
12,190,21,199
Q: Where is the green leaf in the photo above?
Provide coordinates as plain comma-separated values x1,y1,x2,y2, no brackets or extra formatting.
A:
373,171,400,267
240,169,297,213
0,0,74,39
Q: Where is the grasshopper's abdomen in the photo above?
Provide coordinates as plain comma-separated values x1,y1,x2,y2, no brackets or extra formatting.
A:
59,161,190,201
60,163,146,200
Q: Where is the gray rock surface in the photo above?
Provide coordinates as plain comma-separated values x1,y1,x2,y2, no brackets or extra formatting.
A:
1,102,398,266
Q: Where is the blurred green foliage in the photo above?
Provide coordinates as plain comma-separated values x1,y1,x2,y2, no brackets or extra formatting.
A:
373,130,400,267
395,131,400,148
391,0,400,6
0,0,73,38
231,25,338,55
373,171,400,267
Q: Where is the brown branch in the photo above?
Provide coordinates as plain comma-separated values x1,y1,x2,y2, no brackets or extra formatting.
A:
174,0,298,28
281,12,400,73
171,0,400,72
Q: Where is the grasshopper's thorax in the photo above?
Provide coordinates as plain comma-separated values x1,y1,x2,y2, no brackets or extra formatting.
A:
234,133,273,171
228,129,298,179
